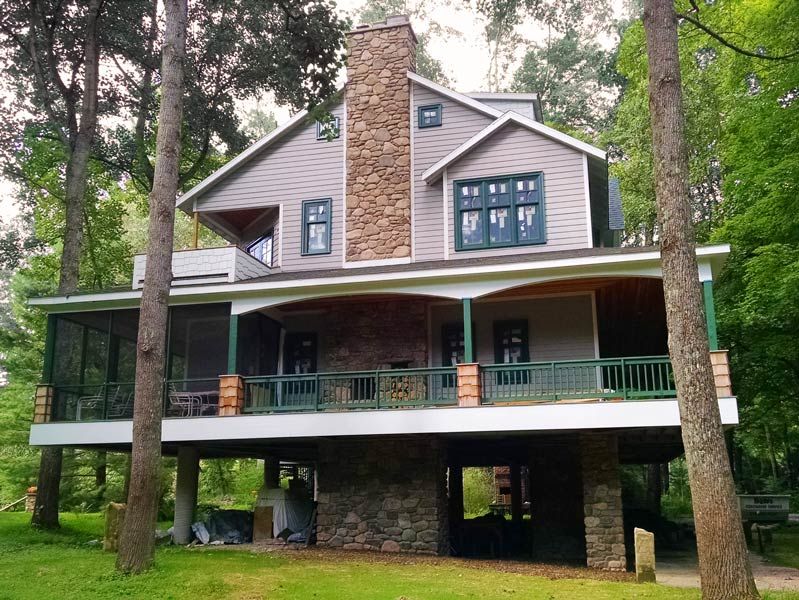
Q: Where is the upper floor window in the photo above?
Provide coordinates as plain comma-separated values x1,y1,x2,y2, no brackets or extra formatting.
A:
455,173,545,251
316,117,340,140
246,230,274,267
302,198,332,255
418,104,442,128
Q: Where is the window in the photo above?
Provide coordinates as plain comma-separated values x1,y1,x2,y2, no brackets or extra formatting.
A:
301,199,332,255
455,173,545,251
418,104,442,128
493,320,529,385
283,333,317,375
316,117,340,140
441,322,475,387
246,230,274,267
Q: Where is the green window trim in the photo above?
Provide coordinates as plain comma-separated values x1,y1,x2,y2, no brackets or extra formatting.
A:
454,172,546,251
301,198,332,256
418,104,442,128
316,117,340,140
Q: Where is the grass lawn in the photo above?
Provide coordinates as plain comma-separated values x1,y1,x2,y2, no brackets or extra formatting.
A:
762,523,799,571
0,512,796,600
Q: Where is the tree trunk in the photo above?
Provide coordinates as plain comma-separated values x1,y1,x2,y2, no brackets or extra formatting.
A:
641,2,758,598
115,0,187,574
646,463,662,515
31,0,103,531
764,425,778,480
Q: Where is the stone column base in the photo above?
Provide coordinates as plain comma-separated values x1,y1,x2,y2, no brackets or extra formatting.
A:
219,375,244,416
33,385,54,423
710,350,733,397
456,363,481,407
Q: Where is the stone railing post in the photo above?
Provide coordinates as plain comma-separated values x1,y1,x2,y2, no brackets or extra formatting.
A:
456,363,481,407
709,350,732,397
33,384,54,423
219,375,244,416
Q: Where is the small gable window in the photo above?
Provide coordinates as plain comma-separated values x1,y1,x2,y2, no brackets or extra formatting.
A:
455,173,545,251
302,198,332,255
418,104,442,128
316,117,340,140
246,230,274,267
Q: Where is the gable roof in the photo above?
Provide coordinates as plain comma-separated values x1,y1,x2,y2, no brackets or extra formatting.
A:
407,71,502,119
176,109,315,210
421,111,606,183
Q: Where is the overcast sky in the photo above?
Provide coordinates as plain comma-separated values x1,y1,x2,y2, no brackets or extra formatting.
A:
0,0,628,222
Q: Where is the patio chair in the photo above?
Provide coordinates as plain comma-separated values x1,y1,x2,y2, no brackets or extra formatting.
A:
76,386,121,421
107,390,133,419
167,384,203,417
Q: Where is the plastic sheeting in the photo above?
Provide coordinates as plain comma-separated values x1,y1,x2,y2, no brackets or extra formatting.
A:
256,486,314,538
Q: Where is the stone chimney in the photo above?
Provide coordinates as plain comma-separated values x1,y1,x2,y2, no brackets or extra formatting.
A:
345,16,417,262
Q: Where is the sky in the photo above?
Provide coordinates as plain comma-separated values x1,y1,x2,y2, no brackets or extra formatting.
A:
0,0,628,221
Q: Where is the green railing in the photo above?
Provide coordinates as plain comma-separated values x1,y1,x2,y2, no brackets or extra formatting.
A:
481,356,676,403
243,367,458,414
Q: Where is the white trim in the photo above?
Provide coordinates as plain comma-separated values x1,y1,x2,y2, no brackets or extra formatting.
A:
442,168,449,260
342,257,412,269
28,244,732,311
341,96,348,267
407,72,502,119
278,204,284,268
29,397,740,447
421,112,606,184
582,154,594,248
177,110,312,210
409,81,416,262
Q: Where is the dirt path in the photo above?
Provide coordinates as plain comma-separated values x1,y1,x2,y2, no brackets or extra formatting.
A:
658,550,799,592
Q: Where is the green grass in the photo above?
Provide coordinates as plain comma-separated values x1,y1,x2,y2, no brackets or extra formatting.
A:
762,523,799,570
0,512,795,600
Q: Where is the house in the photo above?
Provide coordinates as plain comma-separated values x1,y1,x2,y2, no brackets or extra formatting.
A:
28,16,736,569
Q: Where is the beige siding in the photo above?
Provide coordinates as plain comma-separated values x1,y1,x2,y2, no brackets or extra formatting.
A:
430,294,597,366
445,123,592,259
194,104,344,271
412,85,494,261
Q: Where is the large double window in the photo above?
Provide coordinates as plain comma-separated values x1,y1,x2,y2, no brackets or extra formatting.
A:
455,173,545,251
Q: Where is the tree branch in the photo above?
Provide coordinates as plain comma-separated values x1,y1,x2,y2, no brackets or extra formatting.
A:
677,12,799,61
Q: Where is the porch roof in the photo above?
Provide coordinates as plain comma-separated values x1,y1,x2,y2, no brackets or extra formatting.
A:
28,244,730,313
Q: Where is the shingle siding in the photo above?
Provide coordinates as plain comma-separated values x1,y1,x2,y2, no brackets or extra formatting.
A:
412,84,494,261
132,247,270,289
193,103,345,272
445,123,591,259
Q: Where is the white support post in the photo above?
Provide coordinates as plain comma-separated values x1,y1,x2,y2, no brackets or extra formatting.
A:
173,446,200,545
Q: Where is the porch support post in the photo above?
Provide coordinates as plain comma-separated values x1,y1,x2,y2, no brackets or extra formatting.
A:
191,211,200,249
702,280,719,351
173,446,200,545
264,457,281,489
219,375,244,416
42,314,57,383
461,298,473,363
510,462,523,524
227,313,239,374
448,464,464,524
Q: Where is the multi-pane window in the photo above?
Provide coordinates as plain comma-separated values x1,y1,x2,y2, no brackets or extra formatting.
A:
418,104,442,128
316,117,340,140
246,230,274,267
493,320,530,385
301,199,332,255
455,173,545,250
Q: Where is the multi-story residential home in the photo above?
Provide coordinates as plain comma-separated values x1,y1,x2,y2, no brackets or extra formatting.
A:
29,16,736,570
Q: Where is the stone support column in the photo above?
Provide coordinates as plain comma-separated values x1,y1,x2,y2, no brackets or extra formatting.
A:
456,363,481,407
710,350,732,397
33,384,54,423
264,457,281,489
580,433,626,571
219,375,244,416
173,446,200,545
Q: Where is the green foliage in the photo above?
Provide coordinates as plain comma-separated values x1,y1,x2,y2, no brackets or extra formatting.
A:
198,459,263,509
462,467,495,518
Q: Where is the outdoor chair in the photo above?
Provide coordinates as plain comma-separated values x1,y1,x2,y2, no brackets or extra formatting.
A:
76,385,121,421
167,384,203,417
106,390,133,419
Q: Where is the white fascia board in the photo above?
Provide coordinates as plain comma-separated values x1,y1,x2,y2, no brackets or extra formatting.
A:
29,397,739,447
175,110,311,211
468,92,539,101
407,72,502,118
28,244,732,312
422,111,606,184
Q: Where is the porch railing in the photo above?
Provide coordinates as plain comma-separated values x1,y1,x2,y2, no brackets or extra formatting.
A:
242,367,458,414
51,382,135,422
481,356,676,403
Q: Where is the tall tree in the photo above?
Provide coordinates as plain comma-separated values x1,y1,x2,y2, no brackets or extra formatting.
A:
115,0,189,573
0,0,105,529
641,1,758,598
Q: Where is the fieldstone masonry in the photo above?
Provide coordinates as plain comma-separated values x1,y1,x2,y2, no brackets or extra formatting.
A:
345,17,416,262
316,437,448,554
580,433,627,571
